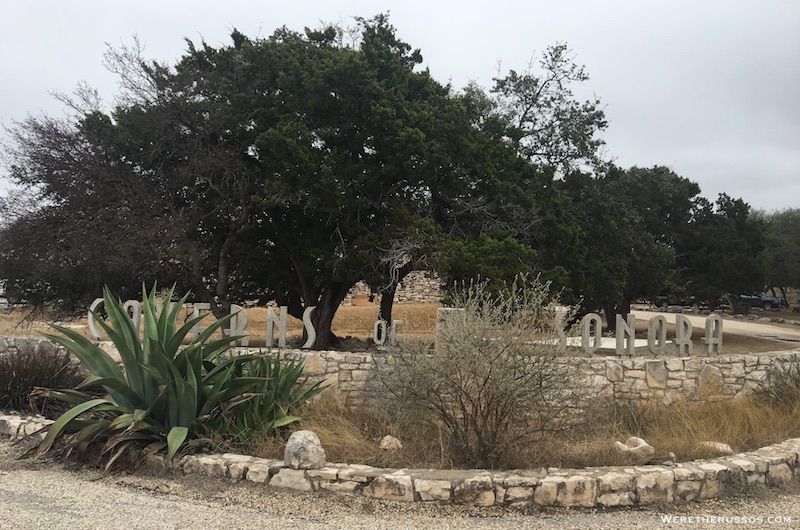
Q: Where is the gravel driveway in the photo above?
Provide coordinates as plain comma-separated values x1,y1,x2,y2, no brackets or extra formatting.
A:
2,440,800,530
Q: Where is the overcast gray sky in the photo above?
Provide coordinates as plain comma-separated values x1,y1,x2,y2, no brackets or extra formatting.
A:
1,1,798,211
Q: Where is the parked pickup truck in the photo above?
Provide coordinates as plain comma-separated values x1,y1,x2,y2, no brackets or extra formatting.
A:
722,293,788,310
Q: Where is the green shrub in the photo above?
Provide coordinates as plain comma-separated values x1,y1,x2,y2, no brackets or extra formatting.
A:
34,285,313,468
203,354,323,450
0,341,86,417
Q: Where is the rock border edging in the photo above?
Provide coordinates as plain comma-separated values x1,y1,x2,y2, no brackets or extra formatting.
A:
1,412,797,509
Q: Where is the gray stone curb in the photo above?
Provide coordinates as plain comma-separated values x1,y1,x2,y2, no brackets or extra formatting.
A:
2,412,798,509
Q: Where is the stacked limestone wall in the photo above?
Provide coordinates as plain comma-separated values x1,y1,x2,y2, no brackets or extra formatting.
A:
1,335,797,409
343,271,443,306
276,348,800,409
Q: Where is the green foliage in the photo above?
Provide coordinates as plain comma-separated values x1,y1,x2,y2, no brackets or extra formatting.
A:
34,285,308,468
435,232,538,294
679,193,767,300
561,165,695,321
760,208,800,290
203,354,323,448
0,341,86,418
0,16,593,350
491,42,607,174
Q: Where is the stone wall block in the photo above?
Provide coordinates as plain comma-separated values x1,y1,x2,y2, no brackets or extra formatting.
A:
339,464,391,483
767,463,793,486
700,479,721,499
503,486,533,504
606,361,624,382
414,479,452,501
698,364,724,398
596,470,635,493
306,466,340,481
183,455,227,477
645,361,667,389
318,481,360,494
675,480,702,501
596,491,635,507
270,468,313,491
685,358,705,372
0,416,23,436
665,358,685,372
454,476,495,506
635,470,674,504
245,462,272,483
534,475,596,508
362,473,414,502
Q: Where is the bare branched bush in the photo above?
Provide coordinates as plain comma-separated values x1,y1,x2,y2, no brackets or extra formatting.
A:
0,342,86,418
378,276,583,469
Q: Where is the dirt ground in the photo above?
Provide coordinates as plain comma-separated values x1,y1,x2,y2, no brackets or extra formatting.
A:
0,302,796,354
0,302,442,349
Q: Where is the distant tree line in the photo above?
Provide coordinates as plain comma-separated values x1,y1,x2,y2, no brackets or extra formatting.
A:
0,14,792,346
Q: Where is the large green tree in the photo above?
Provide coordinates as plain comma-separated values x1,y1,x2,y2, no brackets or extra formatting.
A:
759,208,800,295
679,193,768,308
560,165,700,325
491,43,607,175
0,16,542,348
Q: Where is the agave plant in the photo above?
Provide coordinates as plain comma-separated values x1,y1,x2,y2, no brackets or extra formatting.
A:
35,285,261,468
202,353,324,445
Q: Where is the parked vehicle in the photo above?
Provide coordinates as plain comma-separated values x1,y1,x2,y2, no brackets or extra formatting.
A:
652,295,698,309
721,293,788,311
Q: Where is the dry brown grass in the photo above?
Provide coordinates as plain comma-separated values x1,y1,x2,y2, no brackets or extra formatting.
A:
503,397,800,469
631,399,800,461
250,394,800,471
251,396,453,469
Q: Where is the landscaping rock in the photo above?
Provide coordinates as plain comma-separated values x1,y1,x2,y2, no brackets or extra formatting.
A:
379,435,403,451
284,430,326,470
699,441,734,455
613,436,655,460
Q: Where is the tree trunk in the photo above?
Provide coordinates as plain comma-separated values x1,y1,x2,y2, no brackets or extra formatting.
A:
377,262,415,326
311,281,353,349
602,305,617,333
378,284,397,327
212,205,251,319
603,300,631,332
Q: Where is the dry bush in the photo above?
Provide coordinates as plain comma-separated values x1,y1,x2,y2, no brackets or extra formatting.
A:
754,360,800,411
0,341,87,418
376,277,584,469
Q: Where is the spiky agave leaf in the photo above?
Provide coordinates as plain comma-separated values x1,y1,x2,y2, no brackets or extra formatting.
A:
36,398,116,457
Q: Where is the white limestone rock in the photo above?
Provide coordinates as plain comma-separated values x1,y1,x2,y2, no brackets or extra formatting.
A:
613,436,655,460
284,430,326,470
379,435,402,451
699,441,734,455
